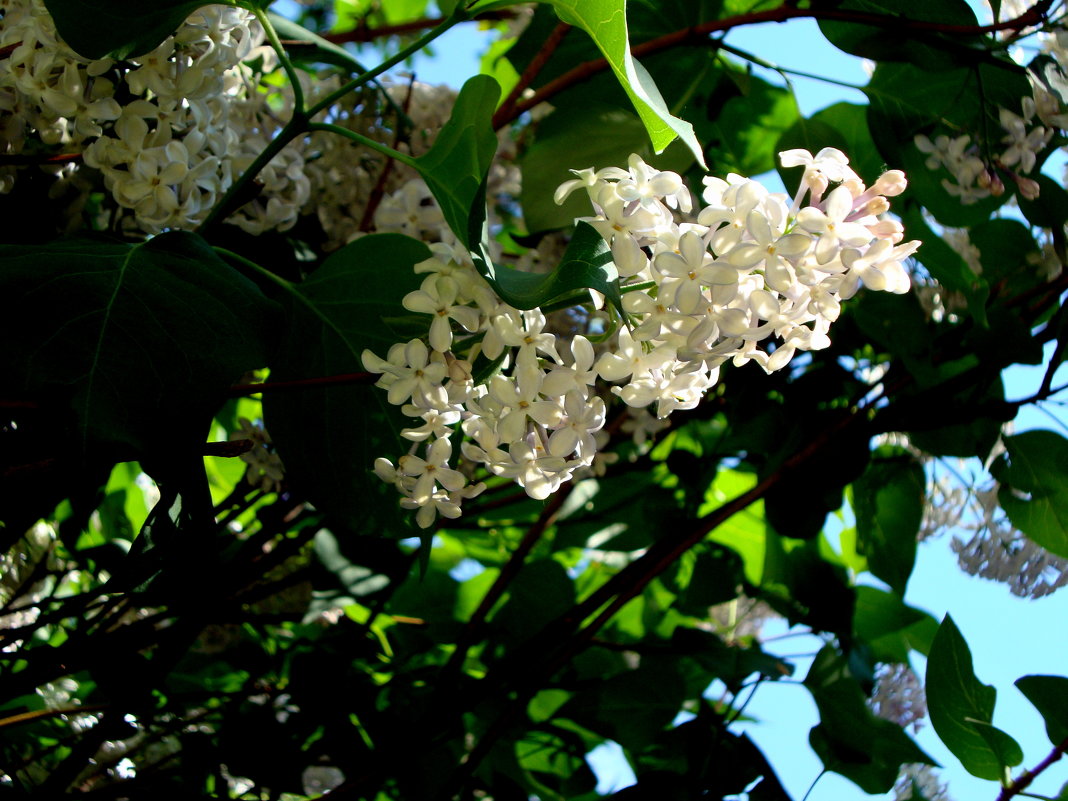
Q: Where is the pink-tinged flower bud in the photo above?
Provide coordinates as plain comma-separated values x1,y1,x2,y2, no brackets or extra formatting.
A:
872,170,907,196
1014,176,1041,200
861,196,890,216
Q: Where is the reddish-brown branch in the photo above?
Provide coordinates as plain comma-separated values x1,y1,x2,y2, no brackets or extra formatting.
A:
303,10,514,46
0,152,82,166
226,372,375,396
359,74,416,232
997,735,1068,801
497,1,1052,128
491,21,572,130
446,406,868,794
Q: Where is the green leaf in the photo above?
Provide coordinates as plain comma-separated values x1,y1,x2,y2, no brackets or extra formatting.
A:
559,657,688,751
704,71,799,177
43,0,213,59
927,614,1020,779
805,646,934,793
853,586,938,663
853,451,924,596
1016,675,1068,746
991,430,1068,559
261,233,431,533
415,74,500,248
967,219,1044,298
0,232,278,461
485,221,622,313
970,719,1024,770
542,0,706,167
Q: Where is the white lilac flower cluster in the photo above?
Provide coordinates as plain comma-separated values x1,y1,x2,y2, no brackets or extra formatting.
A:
0,0,310,233
364,148,920,528
914,96,1054,204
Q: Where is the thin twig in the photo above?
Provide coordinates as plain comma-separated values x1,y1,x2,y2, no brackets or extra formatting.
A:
359,74,417,232
997,735,1068,801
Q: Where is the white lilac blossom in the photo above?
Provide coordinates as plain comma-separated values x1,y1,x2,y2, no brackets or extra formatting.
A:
364,148,920,528
914,96,1055,204
0,0,311,234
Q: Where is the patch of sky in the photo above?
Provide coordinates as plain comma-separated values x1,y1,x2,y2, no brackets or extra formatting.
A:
448,556,486,581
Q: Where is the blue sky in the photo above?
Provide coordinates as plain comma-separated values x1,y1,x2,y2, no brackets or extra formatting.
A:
382,11,1068,801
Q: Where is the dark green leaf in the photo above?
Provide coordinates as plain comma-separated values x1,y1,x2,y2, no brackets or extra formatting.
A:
971,719,1025,769
1018,174,1068,228
927,614,1020,779
900,204,989,325
415,74,500,248
1016,675,1068,746
559,657,687,751
43,0,211,59
704,72,799,177
268,11,367,72
490,559,575,652
261,233,431,533
486,221,622,313
806,646,934,793
0,232,278,461
853,451,924,596
968,219,1043,297
819,0,979,70
991,430,1068,558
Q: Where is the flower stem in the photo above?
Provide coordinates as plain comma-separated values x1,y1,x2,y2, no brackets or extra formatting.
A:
307,122,418,168
251,4,305,112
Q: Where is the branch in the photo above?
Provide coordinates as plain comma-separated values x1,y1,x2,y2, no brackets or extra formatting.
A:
0,152,82,166
446,407,868,794
491,21,572,130
359,74,417,232
496,1,1052,127
314,10,515,45
997,735,1068,801
226,372,376,396
441,483,573,677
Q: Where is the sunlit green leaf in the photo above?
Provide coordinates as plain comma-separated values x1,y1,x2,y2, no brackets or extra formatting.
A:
542,0,706,166
415,74,500,248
